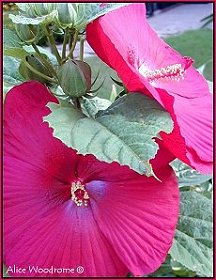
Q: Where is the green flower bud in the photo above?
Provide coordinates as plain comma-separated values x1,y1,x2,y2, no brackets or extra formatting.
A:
15,24,40,44
31,3,57,17
57,60,91,97
56,4,86,29
73,4,86,28
19,54,53,84
56,4,77,28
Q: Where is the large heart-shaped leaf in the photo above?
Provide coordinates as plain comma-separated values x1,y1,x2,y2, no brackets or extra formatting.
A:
45,93,173,176
81,96,112,118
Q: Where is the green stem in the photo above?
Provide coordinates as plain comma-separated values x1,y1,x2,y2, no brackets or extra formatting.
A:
67,29,79,60
79,36,85,61
62,28,69,60
31,43,57,77
68,32,73,54
43,25,62,65
23,60,57,84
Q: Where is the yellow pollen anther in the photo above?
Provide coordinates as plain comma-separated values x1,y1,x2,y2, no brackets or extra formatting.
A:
71,181,89,207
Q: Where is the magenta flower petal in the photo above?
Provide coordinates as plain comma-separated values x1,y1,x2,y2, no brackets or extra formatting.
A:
86,4,213,173
4,85,77,184
4,81,179,277
86,165,178,276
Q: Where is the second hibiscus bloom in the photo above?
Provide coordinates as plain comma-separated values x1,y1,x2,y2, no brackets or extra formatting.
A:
86,3,213,174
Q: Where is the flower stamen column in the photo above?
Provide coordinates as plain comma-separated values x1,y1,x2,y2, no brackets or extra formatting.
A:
71,181,89,207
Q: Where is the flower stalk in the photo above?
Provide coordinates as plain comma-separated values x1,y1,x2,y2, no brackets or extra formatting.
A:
79,35,85,61
66,29,79,60
31,43,57,77
43,25,62,65
62,28,69,60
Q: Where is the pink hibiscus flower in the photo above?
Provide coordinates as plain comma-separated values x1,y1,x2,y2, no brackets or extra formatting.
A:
4,81,179,277
86,4,213,174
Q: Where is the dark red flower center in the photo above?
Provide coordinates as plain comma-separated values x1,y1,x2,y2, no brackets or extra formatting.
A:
71,181,89,207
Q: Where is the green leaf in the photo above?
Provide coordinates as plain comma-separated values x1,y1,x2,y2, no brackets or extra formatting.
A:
3,28,23,48
85,55,122,101
3,28,29,60
4,47,29,60
9,10,57,26
3,264,10,277
198,180,213,200
170,191,213,277
81,96,112,118
197,61,213,82
45,93,173,176
44,101,85,147
3,56,24,85
146,255,196,277
147,256,174,277
207,80,213,94
4,45,57,71
3,81,13,101
170,259,196,277
171,159,212,187
24,45,57,65
16,3,57,17
83,3,130,26
16,3,34,15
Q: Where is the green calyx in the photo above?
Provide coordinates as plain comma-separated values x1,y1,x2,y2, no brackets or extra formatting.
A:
57,59,91,97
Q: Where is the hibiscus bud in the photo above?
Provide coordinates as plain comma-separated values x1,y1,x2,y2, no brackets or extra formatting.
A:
31,3,57,16
56,4,77,28
56,4,86,29
57,59,91,97
19,54,53,84
15,24,39,44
